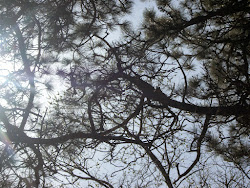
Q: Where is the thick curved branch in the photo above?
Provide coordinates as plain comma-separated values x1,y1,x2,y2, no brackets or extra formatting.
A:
165,1,250,34
124,75,248,116
12,22,35,131
7,131,142,146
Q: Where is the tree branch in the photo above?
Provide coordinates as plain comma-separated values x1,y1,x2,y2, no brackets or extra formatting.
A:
124,75,248,116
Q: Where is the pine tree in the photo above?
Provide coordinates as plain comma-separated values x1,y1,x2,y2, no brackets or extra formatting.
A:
0,0,249,187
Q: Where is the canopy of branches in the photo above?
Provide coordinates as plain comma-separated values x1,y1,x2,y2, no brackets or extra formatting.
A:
0,0,249,187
